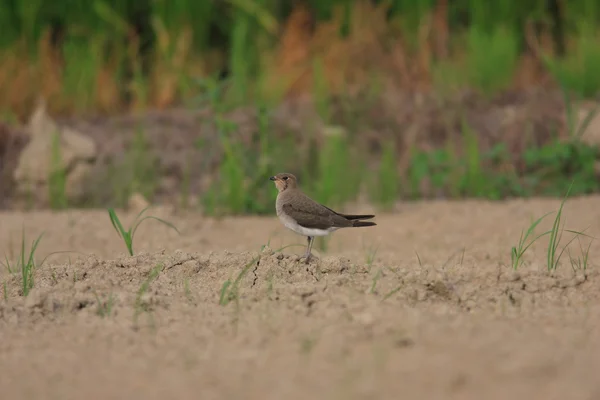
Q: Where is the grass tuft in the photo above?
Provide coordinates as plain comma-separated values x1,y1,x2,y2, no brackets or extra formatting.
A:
544,183,594,272
511,212,553,270
568,236,593,272
1,229,44,296
510,181,596,272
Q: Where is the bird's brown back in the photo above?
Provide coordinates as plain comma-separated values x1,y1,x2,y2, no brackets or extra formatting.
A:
277,189,355,230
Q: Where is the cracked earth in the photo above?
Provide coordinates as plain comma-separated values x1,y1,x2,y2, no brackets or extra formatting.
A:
1,196,600,399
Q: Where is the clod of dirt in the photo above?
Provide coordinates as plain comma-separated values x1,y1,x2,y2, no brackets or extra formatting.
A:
425,280,454,300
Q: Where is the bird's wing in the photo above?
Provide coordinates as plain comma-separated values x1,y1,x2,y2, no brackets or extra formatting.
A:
282,203,335,230
283,194,352,229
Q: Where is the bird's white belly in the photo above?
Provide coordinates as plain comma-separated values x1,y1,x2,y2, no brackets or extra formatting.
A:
278,213,338,237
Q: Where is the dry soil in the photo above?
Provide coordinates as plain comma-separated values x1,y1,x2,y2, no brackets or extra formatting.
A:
1,196,600,400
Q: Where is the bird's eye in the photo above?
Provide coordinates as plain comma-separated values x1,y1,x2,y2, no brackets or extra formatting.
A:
283,176,288,180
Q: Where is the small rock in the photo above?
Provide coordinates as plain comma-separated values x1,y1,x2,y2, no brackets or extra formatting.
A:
507,271,521,282
13,100,98,205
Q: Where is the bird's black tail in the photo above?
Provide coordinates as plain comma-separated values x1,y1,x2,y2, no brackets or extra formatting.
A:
341,214,375,220
352,220,377,228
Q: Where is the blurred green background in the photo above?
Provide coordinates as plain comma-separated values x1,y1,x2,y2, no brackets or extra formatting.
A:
1,0,599,115
1,0,600,214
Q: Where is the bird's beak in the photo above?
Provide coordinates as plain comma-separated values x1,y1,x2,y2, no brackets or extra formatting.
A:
269,176,276,181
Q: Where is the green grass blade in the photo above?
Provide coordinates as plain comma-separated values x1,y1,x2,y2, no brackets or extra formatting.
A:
107,208,127,239
219,280,232,305
522,212,554,242
546,181,574,270
382,286,402,302
27,233,44,268
131,215,181,238
552,233,586,271
565,229,597,240
20,228,26,274
132,206,151,225
3,255,13,274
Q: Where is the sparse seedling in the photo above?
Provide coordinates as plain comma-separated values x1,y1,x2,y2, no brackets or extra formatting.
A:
442,247,466,269
370,269,382,294
219,254,262,306
1,230,44,297
568,236,593,272
510,181,594,271
219,243,305,306
415,251,423,267
183,278,193,302
266,273,275,296
50,269,58,284
511,212,553,270
382,286,402,302
545,183,592,271
363,240,379,268
134,263,164,325
94,291,116,318
108,207,180,256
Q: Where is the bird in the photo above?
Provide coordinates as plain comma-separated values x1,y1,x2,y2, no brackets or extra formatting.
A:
269,172,376,264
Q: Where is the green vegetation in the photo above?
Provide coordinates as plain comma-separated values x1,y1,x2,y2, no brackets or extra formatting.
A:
197,114,600,216
108,207,180,256
1,1,600,212
372,140,400,211
511,212,553,271
1,1,600,116
48,131,68,210
567,237,592,272
510,183,596,271
1,230,44,296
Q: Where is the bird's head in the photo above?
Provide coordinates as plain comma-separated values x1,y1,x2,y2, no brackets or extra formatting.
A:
269,172,298,192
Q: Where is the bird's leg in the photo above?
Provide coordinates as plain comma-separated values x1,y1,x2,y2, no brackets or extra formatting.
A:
304,236,314,264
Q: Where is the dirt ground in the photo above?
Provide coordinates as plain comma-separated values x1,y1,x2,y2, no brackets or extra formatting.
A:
1,196,600,400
